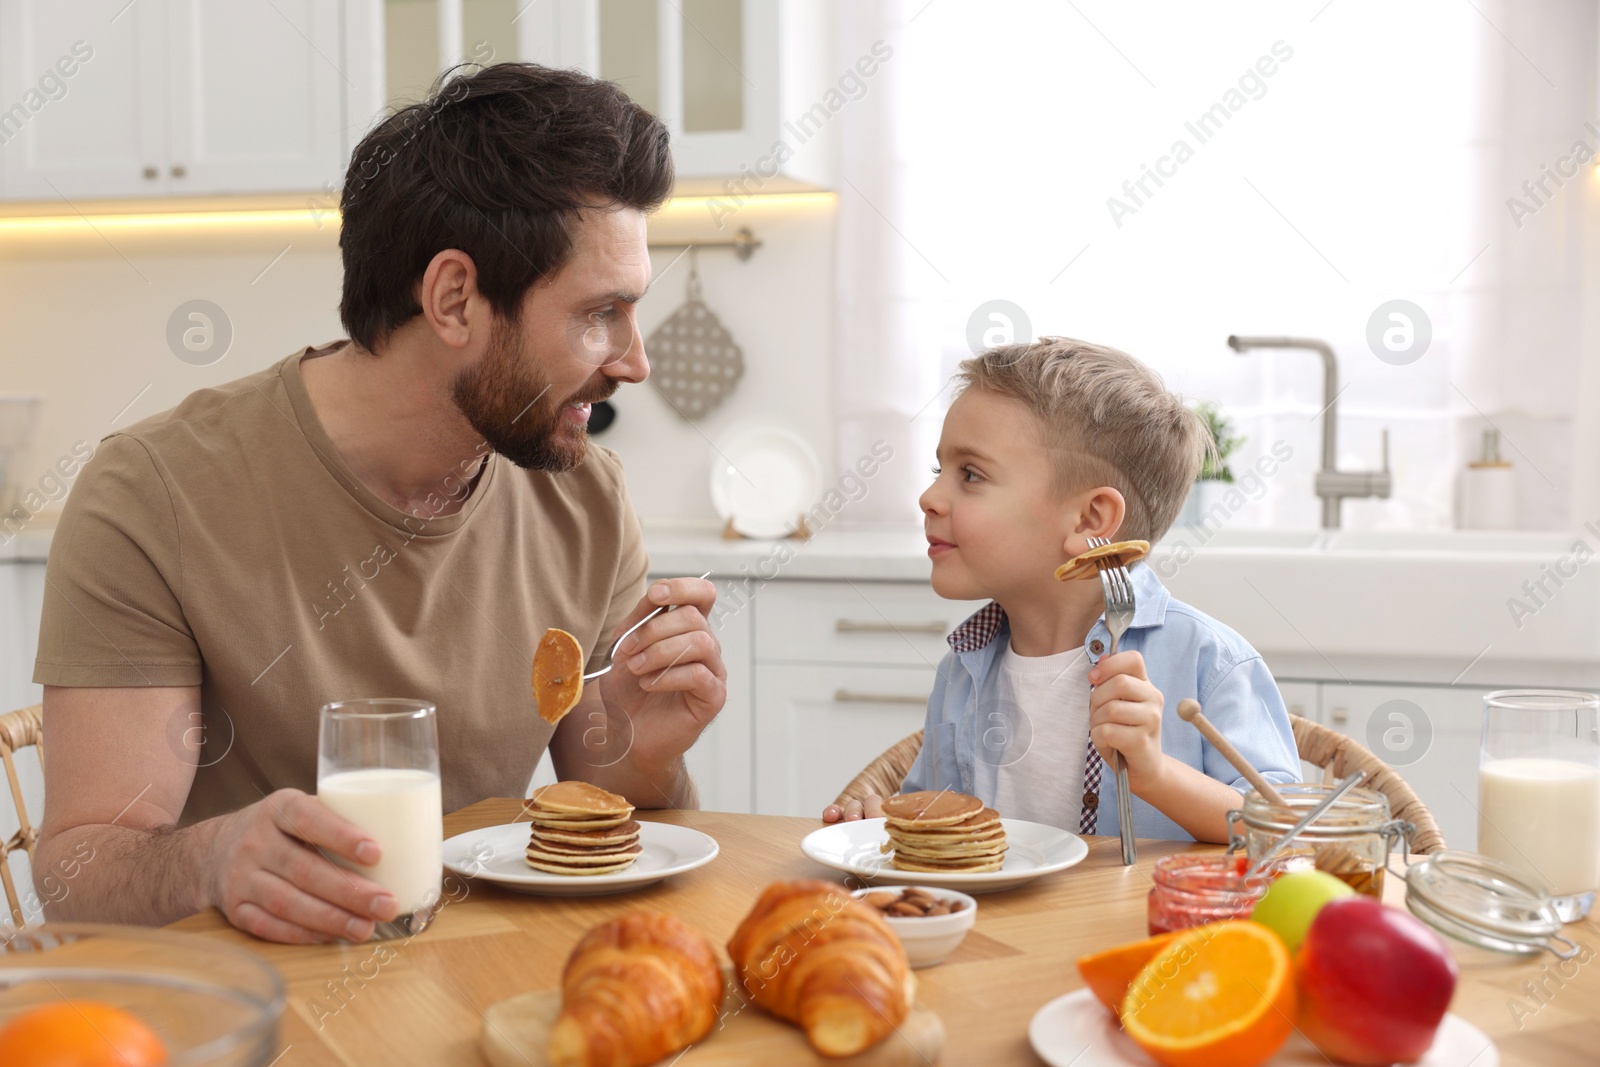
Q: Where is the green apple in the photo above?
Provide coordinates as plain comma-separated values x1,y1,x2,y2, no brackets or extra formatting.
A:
1249,870,1355,953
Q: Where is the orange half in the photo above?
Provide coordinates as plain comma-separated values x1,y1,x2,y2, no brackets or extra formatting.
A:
1075,930,1180,1018
1120,921,1294,1067
534,628,585,725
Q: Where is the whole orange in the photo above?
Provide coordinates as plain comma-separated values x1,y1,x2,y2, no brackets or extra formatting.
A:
0,1000,168,1067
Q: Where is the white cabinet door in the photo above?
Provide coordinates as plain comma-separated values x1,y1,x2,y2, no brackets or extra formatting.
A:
0,0,168,200
1274,680,1323,783
0,561,46,925
524,0,831,189
755,580,981,668
165,0,348,194
1319,683,1485,852
677,575,753,813
754,664,931,817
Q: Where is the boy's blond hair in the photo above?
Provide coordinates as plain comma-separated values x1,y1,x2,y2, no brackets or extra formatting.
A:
955,336,1214,543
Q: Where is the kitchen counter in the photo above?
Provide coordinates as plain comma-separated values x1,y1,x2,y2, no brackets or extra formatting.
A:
11,514,1600,686
0,516,55,563
645,524,934,582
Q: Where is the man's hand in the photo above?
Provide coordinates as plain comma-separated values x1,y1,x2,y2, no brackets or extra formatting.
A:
560,576,725,804
1088,650,1167,792
821,794,884,823
206,788,398,944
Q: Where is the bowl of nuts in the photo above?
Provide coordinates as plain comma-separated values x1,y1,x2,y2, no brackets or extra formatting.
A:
852,885,978,968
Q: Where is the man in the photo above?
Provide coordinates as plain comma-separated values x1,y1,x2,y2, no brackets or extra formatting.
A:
31,64,725,944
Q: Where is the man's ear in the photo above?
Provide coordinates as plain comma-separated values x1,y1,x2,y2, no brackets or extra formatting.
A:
1065,486,1127,553
417,249,483,350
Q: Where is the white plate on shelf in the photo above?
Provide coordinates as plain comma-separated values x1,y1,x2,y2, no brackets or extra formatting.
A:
800,818,1088,894
443,821,718,897
708,424,823,539
1028,989,1497,1067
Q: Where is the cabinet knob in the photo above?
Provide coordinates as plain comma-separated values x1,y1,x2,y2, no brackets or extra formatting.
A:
1330,708,1349,725
141,166,158,180
170,165,187,178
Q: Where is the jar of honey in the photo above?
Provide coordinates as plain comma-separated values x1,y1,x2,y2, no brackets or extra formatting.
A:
1147,853,1280,935
1231,784,1413,897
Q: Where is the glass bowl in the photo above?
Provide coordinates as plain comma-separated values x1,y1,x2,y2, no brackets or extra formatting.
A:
0,924,284,1066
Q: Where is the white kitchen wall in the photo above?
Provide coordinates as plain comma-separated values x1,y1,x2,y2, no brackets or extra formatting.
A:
0,194,835,532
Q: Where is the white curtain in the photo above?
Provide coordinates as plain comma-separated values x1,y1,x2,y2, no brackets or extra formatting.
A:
833,0,1598,531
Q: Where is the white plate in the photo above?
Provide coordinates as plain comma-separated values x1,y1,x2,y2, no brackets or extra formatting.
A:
443,821,719,897
800,818,1089,894
1029,988,1498,1067
708,424,823,539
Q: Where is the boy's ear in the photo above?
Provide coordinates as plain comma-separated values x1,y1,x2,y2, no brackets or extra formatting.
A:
1064,486,1127,554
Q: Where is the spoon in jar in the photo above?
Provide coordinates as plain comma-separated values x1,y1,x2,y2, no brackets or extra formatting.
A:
1245,769,1368,879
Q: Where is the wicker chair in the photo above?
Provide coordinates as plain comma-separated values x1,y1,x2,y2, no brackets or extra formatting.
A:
0,704,43,928
833,713,1446,853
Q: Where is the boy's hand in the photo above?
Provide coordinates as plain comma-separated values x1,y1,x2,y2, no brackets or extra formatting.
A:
821,794,884,823
1088,650,1167,791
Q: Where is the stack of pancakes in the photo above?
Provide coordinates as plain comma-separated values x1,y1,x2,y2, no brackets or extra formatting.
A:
880,790,1007,873
523,781,642,876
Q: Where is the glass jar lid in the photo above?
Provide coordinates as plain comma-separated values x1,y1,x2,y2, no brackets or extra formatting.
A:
1402,849,1579,959
1241,783,1392,837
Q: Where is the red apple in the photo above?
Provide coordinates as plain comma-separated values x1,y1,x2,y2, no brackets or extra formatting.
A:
1296,897,1457,1065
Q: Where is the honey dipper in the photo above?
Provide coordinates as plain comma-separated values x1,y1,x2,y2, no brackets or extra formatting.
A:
1177,699,1376,890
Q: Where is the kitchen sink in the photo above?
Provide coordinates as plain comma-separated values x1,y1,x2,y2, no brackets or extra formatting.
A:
1151,526,1600,680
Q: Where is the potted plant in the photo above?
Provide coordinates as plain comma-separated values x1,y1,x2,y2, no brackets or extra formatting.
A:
1178,402,1243,527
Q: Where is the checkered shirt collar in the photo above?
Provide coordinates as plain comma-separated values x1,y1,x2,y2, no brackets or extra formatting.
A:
947,601,1007,653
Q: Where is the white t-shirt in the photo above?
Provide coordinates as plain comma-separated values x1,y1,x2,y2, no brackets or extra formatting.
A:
986,642,1094,831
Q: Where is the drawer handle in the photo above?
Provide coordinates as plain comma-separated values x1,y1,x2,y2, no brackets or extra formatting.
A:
835,619,946,635
833,689,927,706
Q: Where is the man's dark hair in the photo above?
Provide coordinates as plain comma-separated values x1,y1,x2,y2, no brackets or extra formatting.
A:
338,63,673,352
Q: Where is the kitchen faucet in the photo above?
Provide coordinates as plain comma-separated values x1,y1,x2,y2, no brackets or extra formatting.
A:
1226,335,1391,529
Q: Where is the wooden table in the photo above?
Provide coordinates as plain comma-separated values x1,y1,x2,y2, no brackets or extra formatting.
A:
171,801,1600,1066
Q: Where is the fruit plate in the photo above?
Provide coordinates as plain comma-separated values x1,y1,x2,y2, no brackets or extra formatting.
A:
1028,989,1498,1067
800,818,1088,894
443,822,718,897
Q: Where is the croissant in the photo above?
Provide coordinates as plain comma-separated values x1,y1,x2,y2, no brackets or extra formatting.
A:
727,879,914,1057
547,911,725,1067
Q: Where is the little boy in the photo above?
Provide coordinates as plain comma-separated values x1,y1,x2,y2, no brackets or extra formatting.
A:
822,337,1299,842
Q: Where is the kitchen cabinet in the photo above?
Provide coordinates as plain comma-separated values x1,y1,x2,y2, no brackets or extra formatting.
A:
679,575,753,814
517,0,836,192
754,663,933,817
0,0,362,200
1317,682,1486,853
1274,679,1324,783
748,580,983,817
0,561,45,924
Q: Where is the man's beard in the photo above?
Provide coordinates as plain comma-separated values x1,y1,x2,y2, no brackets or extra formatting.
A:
451,320,617,472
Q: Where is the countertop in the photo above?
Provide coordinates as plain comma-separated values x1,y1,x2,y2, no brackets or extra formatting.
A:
2,517,933,577
645,524,934,581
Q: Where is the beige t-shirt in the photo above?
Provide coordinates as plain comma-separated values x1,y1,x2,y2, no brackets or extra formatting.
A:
34,342,648,825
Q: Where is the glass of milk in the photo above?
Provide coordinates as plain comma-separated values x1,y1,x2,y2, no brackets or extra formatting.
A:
318,698,444,939
1478,689,1599,922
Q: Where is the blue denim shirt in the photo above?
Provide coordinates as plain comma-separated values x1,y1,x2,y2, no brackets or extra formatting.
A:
901,562,1300,840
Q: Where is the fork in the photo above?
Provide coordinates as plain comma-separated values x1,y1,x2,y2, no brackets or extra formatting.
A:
1087,535,1138,865
582,570,713,680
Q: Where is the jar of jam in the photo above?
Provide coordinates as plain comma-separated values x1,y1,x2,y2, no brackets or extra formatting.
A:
1147,853,1279,935
1231,784,1412,898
